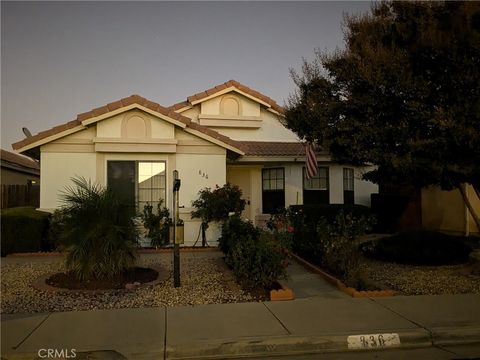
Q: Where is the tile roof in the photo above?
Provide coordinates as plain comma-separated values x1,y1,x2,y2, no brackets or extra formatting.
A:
1,149,40,173
11,95,242,153
238,141,306,156
169,80,285,115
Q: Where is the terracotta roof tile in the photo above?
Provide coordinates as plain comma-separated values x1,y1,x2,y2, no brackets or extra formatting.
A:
12,95,242,153
237,141,323,157
92,105,110,117
170,80,285,115
1,148,40,172
107,100,123,111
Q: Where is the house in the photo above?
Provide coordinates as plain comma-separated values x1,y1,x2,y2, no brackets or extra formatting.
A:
1,149,40,186
422,185,479,235
12,80,378,245
1,149,40,208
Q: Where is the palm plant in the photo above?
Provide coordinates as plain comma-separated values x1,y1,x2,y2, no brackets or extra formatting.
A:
57,177,138,280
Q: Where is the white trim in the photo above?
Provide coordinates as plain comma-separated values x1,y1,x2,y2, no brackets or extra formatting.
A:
93,137,178,145
183,128,245,155
15,125,87,153
190,87,271,108
81,104,187,129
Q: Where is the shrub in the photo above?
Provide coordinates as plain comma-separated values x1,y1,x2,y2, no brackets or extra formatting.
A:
1,207,51,256
229,232,287,290
219,216,287,290
360,230,473,265
317,213,374,287
57,177,138,280
218,215,259,255
141,200,171,247
191,183,246,224
192,183,246,245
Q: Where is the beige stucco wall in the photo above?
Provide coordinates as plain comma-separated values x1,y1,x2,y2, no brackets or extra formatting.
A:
176,152,226,245
201,94,261,117
213,108,298,142
422,185,479,234
40,151,97,210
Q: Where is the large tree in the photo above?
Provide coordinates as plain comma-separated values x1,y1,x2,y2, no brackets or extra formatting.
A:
285,1,480,229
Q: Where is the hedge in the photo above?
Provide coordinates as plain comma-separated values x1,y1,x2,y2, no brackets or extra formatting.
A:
1,207,51,256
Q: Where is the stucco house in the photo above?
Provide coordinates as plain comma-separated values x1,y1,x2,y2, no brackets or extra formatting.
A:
12,80,378,244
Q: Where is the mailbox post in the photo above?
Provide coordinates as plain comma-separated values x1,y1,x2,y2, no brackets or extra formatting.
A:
173,170,181,287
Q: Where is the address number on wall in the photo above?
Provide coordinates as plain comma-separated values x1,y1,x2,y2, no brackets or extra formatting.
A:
347,333,401,349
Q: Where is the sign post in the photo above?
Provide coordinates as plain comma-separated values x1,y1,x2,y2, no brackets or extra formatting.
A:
173,170,181,287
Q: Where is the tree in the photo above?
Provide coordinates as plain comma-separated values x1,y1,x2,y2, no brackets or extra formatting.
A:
285,1,480,229
191,183,246,246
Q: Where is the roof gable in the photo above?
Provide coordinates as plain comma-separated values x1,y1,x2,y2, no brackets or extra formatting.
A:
12,95,244,155
169,80,285,115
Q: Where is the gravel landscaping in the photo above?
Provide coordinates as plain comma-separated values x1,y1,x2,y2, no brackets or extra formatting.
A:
360,257,480,295
1,251,256,315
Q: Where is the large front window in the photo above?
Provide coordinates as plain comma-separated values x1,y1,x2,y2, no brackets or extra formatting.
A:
107,161,166,213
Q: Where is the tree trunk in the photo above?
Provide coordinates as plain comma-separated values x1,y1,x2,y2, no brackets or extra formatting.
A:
474,185,480,202
458,185,480,233
201,222,207,247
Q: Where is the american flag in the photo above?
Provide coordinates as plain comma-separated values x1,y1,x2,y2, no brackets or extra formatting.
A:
305,143,318,180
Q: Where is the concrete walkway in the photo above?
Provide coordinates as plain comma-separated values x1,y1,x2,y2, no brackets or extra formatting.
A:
281,260,348,299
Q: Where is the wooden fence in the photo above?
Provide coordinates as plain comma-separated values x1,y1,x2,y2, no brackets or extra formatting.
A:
1,184,40,209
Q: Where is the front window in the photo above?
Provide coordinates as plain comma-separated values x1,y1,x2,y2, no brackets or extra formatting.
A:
343,167,354,205
303,166,329,205
262,168,285,214
107,161,166,213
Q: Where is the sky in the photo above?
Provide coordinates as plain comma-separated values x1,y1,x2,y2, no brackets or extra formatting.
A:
1,1,372,150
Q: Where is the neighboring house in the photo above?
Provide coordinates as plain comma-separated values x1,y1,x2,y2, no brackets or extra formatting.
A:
422,185,479,235
1,149,40,208
12,80,378,244
1,149,40,185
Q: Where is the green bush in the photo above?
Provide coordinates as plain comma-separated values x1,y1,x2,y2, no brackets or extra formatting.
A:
317,213,374,287
141,200,171,247
218,215,259,255
229,232,287,290
289,204,372,224
219,216,287,290
57,177,138,280
1,207,51,256
360,230,473,265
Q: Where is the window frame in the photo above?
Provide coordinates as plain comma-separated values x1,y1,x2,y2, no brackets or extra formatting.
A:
107,160,167,214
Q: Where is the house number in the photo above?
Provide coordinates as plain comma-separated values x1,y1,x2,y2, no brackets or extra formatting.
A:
347,333,400,349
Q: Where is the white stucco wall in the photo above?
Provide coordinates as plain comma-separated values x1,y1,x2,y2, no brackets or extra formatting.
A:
284,164,304,207
212,109,298,142
176,153,226,245
40,151,97,210
354,166,379,206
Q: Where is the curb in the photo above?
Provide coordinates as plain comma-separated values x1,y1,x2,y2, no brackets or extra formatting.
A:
289,252,397,298
431,325,480,346
166,329,432,359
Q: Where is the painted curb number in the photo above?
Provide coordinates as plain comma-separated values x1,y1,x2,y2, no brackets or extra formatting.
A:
347,333,401,349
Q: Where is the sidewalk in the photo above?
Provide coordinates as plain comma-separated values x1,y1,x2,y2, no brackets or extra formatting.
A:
2,292,480,359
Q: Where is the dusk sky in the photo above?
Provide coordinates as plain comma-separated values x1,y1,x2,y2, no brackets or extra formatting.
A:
1,1,372,150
